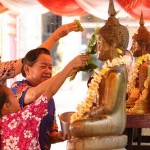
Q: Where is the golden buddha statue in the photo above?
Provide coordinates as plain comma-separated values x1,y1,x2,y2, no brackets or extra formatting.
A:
126,12,150,114
67,0,129,149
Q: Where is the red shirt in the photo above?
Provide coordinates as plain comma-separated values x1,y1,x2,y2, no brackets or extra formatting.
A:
0,94,48,150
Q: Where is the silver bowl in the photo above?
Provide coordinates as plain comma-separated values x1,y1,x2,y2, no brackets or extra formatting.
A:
58,111,75,136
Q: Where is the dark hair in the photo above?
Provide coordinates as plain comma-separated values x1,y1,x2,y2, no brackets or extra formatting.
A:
0,85,9,117
0,85,10,149
21,47,51,77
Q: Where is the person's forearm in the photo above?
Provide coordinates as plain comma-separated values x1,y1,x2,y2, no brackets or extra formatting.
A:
0,59,22,82
38,32,59,51
25,66,72,103
38,21,80,51
15,58,23,76
24,72,60,104
45,66,72,100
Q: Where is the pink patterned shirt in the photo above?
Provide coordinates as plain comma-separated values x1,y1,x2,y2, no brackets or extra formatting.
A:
0,60,16,85
0,94,48,150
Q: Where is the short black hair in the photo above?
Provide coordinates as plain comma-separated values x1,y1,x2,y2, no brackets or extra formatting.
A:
21,47,51,77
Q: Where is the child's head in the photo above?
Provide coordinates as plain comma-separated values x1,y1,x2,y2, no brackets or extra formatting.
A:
0,85,21,117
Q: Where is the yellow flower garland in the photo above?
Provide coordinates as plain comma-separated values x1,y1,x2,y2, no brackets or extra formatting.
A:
127,53,150,94
71,56,127,123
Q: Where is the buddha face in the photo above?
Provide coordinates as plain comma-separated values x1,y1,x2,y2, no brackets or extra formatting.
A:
130,40,144,57
96,34,112,61
130,40,139,56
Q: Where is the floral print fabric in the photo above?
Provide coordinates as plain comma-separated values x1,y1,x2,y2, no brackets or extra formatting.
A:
11,80,56,150
0,94,48,150
0,61,16,85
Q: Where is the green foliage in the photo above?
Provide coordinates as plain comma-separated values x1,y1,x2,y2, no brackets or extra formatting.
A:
86,26,100,54
70,27,100,81
74,19,84,32
82,62,98,72
69,72,77,81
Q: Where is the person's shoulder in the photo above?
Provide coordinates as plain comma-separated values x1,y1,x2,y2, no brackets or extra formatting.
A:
10,80,30,96
11,80,27,88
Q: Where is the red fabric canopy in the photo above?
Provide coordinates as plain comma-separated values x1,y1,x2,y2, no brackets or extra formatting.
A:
116,0,150,20
38,0,88,16
0,3,8,13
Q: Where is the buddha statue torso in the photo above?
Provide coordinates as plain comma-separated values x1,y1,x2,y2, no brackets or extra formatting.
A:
70,65,127,138
68,63,128,150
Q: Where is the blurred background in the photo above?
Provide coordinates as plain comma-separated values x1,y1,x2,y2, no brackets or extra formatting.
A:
1,0,150,149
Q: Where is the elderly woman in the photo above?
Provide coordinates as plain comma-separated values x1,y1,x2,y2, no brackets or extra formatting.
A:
10,47,90,150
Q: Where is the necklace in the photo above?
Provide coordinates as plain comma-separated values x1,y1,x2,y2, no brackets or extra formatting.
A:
71,56,127,123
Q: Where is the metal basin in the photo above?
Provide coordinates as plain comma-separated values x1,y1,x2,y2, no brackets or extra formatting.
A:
58,111,75,136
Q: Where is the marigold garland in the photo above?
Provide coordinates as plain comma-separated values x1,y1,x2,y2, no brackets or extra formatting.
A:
127,53,150,94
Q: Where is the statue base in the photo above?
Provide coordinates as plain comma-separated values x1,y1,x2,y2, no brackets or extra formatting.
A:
67,135,127,150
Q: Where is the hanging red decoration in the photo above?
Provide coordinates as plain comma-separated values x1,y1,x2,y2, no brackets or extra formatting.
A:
38,0,88,16
0,3,8,13
0,0,48,14
116,0,150,20
143,0,150,7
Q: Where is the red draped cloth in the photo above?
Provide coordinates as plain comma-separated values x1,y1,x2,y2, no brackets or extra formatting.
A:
38,0,88,16
116,0,150,20
0,0,48,14
0,3,8,13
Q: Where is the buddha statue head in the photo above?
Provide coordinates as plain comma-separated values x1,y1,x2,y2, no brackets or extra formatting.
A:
96,0,129,61
131,12,150,57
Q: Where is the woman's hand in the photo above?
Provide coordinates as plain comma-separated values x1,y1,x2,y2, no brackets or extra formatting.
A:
66,54,91,77
53,20,84,41
39,20,84,51
49,131,71,143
